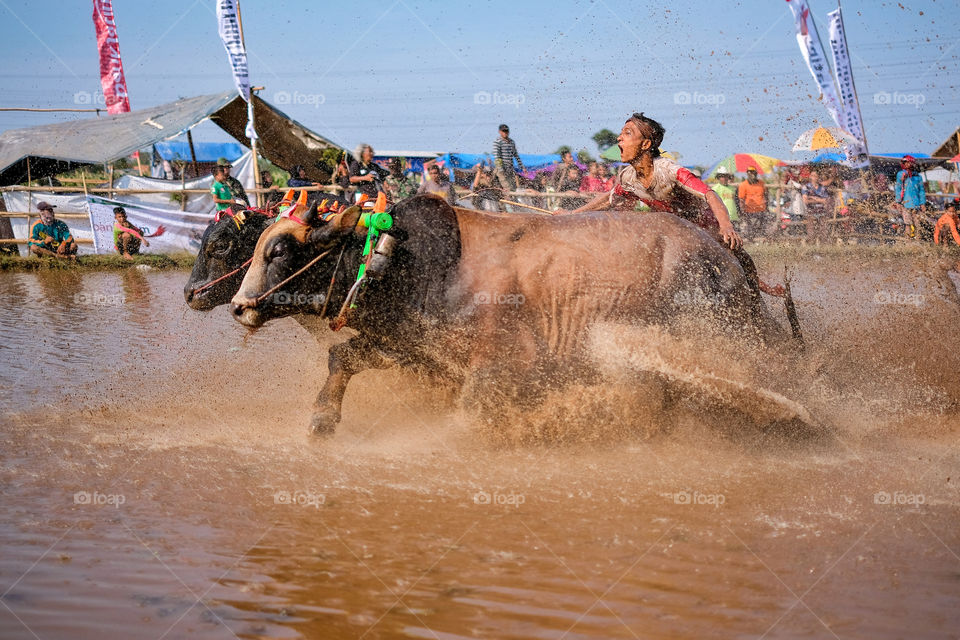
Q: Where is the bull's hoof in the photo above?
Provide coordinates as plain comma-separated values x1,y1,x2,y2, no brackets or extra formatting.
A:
309,409,340,437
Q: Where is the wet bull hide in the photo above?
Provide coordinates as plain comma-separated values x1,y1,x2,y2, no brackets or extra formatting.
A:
231,194,793,434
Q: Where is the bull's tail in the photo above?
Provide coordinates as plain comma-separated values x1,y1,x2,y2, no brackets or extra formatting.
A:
783,267,803,348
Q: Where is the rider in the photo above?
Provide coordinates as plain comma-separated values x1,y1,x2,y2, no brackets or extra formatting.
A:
559,112,783,297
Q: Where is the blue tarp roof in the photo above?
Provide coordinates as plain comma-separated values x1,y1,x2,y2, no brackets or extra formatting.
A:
153,141,245,163
440,152,562,172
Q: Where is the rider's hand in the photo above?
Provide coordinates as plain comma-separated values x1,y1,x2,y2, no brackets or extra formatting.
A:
719,224,742,250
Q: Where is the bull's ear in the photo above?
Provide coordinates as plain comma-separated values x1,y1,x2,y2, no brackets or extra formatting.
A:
308,204,363,247
300,201,319,226
331,204,363,232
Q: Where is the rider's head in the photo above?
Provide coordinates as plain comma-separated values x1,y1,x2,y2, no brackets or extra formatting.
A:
618,113,664,163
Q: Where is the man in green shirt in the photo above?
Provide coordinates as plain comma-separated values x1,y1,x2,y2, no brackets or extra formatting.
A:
712,167,740,232
211,166,235,212
29,201,77,259
218,157,249,207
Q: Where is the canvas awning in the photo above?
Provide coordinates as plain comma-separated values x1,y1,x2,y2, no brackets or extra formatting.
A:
933,127,960,159
0,91,343,185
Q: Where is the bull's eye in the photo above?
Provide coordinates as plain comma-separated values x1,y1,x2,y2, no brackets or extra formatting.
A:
270,242,287,260
209,239,233,257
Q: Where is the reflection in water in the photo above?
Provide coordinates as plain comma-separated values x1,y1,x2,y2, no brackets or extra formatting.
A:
1,263,959,640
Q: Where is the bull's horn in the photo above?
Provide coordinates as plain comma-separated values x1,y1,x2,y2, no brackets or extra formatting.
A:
300,201,320,226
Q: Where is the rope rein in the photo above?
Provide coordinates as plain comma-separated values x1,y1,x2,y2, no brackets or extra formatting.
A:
191,256,253,295
252,246,336,307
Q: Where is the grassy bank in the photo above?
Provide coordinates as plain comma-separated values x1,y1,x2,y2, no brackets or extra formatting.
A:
0,252,195,271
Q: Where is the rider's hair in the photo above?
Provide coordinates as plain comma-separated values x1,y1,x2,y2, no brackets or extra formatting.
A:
628,112,664,157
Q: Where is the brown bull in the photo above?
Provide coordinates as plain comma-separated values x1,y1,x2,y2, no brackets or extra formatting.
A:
231,194,796,434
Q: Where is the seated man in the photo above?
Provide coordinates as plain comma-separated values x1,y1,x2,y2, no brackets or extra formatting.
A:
559,112,783,298
29,201,77,260
112,206,150,259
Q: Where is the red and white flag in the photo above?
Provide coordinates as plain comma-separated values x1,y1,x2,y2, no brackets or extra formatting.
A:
92,0,131,114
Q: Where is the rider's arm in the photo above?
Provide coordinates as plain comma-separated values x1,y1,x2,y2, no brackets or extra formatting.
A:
675,167,740,249
567,190,615,214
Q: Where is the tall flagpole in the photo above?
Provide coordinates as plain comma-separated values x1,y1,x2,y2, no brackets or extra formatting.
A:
835,0,869,153
234,0,262,208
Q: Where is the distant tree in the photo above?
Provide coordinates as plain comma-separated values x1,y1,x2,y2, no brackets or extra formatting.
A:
591,129,618,152
577,149,596,164
554,145,572,157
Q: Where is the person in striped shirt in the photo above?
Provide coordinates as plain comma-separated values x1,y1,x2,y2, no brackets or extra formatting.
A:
492,124,525,195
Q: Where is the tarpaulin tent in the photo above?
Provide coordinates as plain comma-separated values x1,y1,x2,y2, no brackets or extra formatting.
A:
153,141,245,163
932,127,960,159
0,91,344,186
439,152,562,173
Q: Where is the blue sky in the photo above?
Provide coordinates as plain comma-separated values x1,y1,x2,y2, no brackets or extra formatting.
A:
1,0,956,166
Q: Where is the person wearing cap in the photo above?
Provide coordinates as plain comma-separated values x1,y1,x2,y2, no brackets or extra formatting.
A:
895,155,926,239
217,157,249,208
492,124,525,197
28,202,77,259
737,166,768,240
712,167,740,232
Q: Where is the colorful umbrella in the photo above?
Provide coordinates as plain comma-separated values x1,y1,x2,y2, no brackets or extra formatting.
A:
793,126,859,152
703,153,785,180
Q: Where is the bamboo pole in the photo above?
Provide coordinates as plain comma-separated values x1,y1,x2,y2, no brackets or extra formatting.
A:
180,171,187,211
108,164,115,199
25,157,32,238
135,150,145,177
0,107,103,113
235,1,263,208
187,129,200,180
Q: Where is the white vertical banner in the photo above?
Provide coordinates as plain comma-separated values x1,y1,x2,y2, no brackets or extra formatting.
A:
786,0,845,130
827,7,869,168
216,0,257,140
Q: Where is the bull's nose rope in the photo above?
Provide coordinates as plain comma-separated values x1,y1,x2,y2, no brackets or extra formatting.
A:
191,256,254,295
250,247,336,307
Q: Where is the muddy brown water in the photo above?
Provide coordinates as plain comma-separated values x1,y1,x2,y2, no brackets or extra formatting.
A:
1,253,959,639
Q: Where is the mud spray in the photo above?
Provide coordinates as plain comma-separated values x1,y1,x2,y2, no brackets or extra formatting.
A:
1,251,959,639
